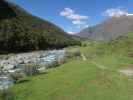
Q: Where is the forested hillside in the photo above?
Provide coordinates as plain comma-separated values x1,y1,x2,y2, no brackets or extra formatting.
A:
0,0,80,53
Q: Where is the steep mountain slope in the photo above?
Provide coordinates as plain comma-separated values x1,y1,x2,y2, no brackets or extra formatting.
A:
78,16,133,41
0,0,80,53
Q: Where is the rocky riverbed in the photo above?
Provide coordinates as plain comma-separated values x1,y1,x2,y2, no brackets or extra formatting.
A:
0,50,66,90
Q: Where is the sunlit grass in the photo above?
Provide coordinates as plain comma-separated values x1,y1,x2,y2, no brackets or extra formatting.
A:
3,33,133,100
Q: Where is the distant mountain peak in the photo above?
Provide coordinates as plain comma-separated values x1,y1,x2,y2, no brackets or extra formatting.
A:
78,15,133,41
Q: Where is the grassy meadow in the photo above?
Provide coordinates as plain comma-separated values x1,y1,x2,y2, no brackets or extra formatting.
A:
1,33,133,100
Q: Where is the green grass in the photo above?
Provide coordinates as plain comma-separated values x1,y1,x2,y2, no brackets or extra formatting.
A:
10,59,133,100
2,33,133,100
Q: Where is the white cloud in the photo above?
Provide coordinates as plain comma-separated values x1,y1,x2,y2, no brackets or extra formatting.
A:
72,20,85,25
103,8,133,18
127,14,133,16
67,14,88,20
67,31,75,34
84,25,89,28
60,8,89,29
103,8,133,17
103,8,127,17
60,8,74,17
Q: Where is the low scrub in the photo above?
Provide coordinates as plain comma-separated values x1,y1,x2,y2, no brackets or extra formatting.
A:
0,89,14,100
23,64,39,76
10,72,26,83
66,50,81,60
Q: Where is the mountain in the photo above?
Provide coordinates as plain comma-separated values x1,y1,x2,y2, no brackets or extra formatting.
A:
0,0,80,53
78,15,133,41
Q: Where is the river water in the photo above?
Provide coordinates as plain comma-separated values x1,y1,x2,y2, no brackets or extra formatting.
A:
0,50,66,90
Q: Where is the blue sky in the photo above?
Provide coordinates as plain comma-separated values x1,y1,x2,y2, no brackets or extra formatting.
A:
10,0,133,33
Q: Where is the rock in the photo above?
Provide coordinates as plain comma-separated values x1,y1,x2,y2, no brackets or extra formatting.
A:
0,50,66,72
0,50,66,90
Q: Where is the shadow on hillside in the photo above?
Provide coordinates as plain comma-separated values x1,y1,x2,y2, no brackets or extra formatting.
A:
0,1,17,20
16,72,49,84
36,71,49,76
16,79,30,84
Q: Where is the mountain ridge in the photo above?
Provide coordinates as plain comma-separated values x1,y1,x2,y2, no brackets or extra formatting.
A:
78,15,133,41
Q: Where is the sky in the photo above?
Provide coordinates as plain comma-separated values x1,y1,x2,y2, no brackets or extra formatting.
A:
9,0,133,34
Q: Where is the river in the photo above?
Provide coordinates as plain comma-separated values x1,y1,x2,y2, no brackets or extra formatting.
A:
0,50,66,90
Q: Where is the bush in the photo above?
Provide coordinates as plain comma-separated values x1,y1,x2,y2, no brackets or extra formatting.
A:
0,66,4,75
73,51,81,57
10,72,25,83
66,50,81,59
0,89,14,100
23,64,39,76
45,61,59,69
57,58,66,65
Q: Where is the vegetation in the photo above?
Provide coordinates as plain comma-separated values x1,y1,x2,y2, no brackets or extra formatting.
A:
23,64,39,76
0,1,81,53
1,1,133,100
10,72,26,84
0,89,14,100
9,60,133,100
3,33,132,100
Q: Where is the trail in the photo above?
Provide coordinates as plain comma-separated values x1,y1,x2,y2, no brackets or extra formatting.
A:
81,53,87,61
81,53,107,70
91,61,107,70
81,52,133,77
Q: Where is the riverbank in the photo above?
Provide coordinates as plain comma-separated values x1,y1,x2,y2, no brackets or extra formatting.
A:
9,45,133,100
0,50,66,90
2,37,133,100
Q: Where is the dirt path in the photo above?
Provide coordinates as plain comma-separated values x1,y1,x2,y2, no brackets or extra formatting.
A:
81,53,87,61
81,53,107,70
91,61,107,70
119,69,133,76
81,53,133,77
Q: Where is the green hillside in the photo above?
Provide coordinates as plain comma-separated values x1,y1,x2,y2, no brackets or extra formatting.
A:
0,0,80,53
5,33,133,100
1,1,133,100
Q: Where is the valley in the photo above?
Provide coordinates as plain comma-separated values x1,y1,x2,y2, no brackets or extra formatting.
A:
1,32,133,100
1,0,133,100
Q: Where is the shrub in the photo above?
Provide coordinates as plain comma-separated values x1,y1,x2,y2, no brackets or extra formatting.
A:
57,58,66,65
10,72,25,83
0,66,4,75
23,64,39,76
66,50,81,60
73,50,81,57
0,89,14,100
